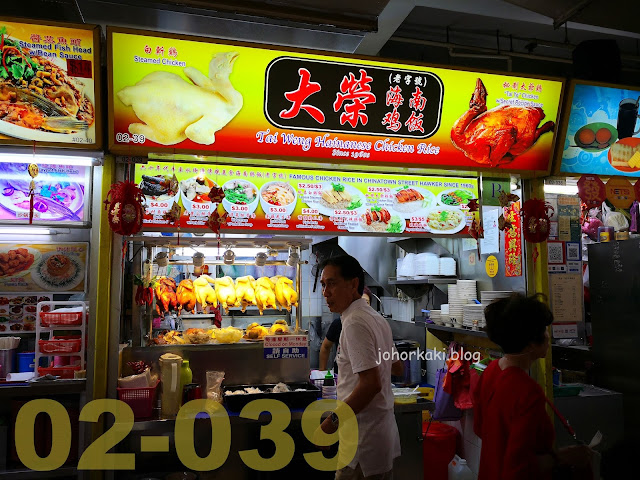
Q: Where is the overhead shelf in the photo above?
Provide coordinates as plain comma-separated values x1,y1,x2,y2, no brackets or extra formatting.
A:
389,276,457,285
426,323,488,338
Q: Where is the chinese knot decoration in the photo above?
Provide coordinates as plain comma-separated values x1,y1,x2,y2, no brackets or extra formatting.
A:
104,181,145,236
27,163,39,224
206,186,228,236
498,191,520,231
522,198,554,243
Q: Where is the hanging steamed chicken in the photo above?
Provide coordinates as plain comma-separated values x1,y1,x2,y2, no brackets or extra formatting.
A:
155,277,177,315
215,276,237,313
275,276,298,311
193,275,218,310
235,276,256,312
176,279,197,315
254,277,277,315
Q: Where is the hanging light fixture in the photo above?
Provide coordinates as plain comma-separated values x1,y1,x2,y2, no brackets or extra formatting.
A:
192,251,205,275
286,245,300,267
155,251,169,267
267,247,279,258
255,251,268,266
223,248,235,265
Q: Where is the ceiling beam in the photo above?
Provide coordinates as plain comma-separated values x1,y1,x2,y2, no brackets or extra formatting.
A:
552,0,594,29
354,0,416,55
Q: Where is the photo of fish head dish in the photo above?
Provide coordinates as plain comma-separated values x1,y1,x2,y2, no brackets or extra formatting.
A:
355,207,406,234
393,186,435,219
180,173,216,214
451,77,554,167
116,51,242,146
425,207,467,234
0,26,95,143
259,181,297,216
222,179,259,216
0,165,85,222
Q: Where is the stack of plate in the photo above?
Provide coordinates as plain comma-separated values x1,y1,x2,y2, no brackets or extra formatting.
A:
397,258,406,278
456,280,477,303
416,253,440,276
439,257,457,276
398,253,417,277
463,304,486,330
429,310,442,325
480,291,513,304
447,285,466,326
440,304,451,326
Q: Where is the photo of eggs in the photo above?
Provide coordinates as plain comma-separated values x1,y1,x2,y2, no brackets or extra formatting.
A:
574,123,617,151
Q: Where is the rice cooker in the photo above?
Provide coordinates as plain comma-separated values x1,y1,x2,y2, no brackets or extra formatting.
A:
391,339,422,387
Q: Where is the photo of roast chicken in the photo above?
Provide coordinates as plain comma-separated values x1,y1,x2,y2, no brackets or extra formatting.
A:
155,276,178,316
450,78,555,167
117,52,243,145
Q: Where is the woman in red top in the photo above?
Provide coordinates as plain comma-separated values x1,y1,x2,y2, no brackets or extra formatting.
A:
473,293,592,480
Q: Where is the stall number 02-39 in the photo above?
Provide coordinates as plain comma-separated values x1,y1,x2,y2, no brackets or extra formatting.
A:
14,398,357,472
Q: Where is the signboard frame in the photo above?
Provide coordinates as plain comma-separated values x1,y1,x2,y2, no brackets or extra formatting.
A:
0,16,103,150
107,26,565,176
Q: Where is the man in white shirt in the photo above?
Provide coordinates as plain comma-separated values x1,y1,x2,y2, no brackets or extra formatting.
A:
318,255,401,480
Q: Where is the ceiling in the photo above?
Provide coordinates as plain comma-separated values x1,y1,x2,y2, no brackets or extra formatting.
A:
3,0,640,82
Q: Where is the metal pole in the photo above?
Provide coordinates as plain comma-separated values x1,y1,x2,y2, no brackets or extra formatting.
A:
296,259,302,333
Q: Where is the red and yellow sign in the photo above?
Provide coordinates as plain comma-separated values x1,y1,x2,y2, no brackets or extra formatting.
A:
110,28,563,172
504,202,522,277
135,161,478,236
577,175,606,208
0,18,101,148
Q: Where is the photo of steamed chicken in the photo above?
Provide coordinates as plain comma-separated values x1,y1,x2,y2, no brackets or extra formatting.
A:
117,52,242,145
451,78,554,166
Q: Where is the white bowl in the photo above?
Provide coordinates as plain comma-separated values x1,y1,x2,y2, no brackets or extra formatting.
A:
180,175,216,216
221,179,259,217
259,181,298,218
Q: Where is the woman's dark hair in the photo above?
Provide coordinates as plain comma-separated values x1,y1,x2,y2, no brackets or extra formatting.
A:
484,293,553,354
363,286,372,298
320,255,365,295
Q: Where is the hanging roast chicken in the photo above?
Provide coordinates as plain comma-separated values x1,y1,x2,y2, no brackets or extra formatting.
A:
155,277,178,316
450,78,554,167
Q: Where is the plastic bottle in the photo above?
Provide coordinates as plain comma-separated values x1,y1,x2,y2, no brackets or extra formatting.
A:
448,454,473,480
180,360,193,401
322,371,337,400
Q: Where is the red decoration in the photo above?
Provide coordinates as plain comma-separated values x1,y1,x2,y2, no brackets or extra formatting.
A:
208,186,226,204
522,198,554,243
206,207,228,235
467,199,479,212
104,181,145,236
504,202,522,277
577,175,606,208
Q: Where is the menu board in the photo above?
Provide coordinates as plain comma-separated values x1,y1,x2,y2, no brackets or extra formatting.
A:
0,162,90,224
549,273,583,324
110,28,563,173
136,162,478,236
559,82,640,177
0,293,51,333
0,18,101,148
0,242,87,293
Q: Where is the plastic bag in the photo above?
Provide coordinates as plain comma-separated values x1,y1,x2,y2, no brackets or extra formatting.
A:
206,370,225,403
602,202,629,232
432,367,463,420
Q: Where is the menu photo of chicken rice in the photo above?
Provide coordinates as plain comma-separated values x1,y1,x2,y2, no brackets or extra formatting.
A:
0,25,96,144
116,52,243,146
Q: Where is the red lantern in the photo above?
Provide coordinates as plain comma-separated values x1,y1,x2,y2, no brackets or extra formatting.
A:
104,181,145,236
522,198,554,243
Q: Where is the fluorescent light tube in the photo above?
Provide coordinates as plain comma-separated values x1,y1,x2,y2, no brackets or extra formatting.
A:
0,227,53,235
0,153,97,166
544,185,578,195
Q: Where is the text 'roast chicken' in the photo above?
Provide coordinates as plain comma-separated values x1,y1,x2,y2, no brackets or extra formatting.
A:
450,78,554,167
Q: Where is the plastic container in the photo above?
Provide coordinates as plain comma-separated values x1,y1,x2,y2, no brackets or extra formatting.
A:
38,337,82,354
180,360,193,403
597,226,614,242
322,371,337,400
117,380,159,419
448,454,473,480
39,311,83,327
38,365,82,379
422,421,459,480
17,352,35,373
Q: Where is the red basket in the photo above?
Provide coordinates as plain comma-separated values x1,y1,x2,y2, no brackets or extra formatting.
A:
38,365,82,379
39,337,82,353
117,380,159,419
40,311,83,327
